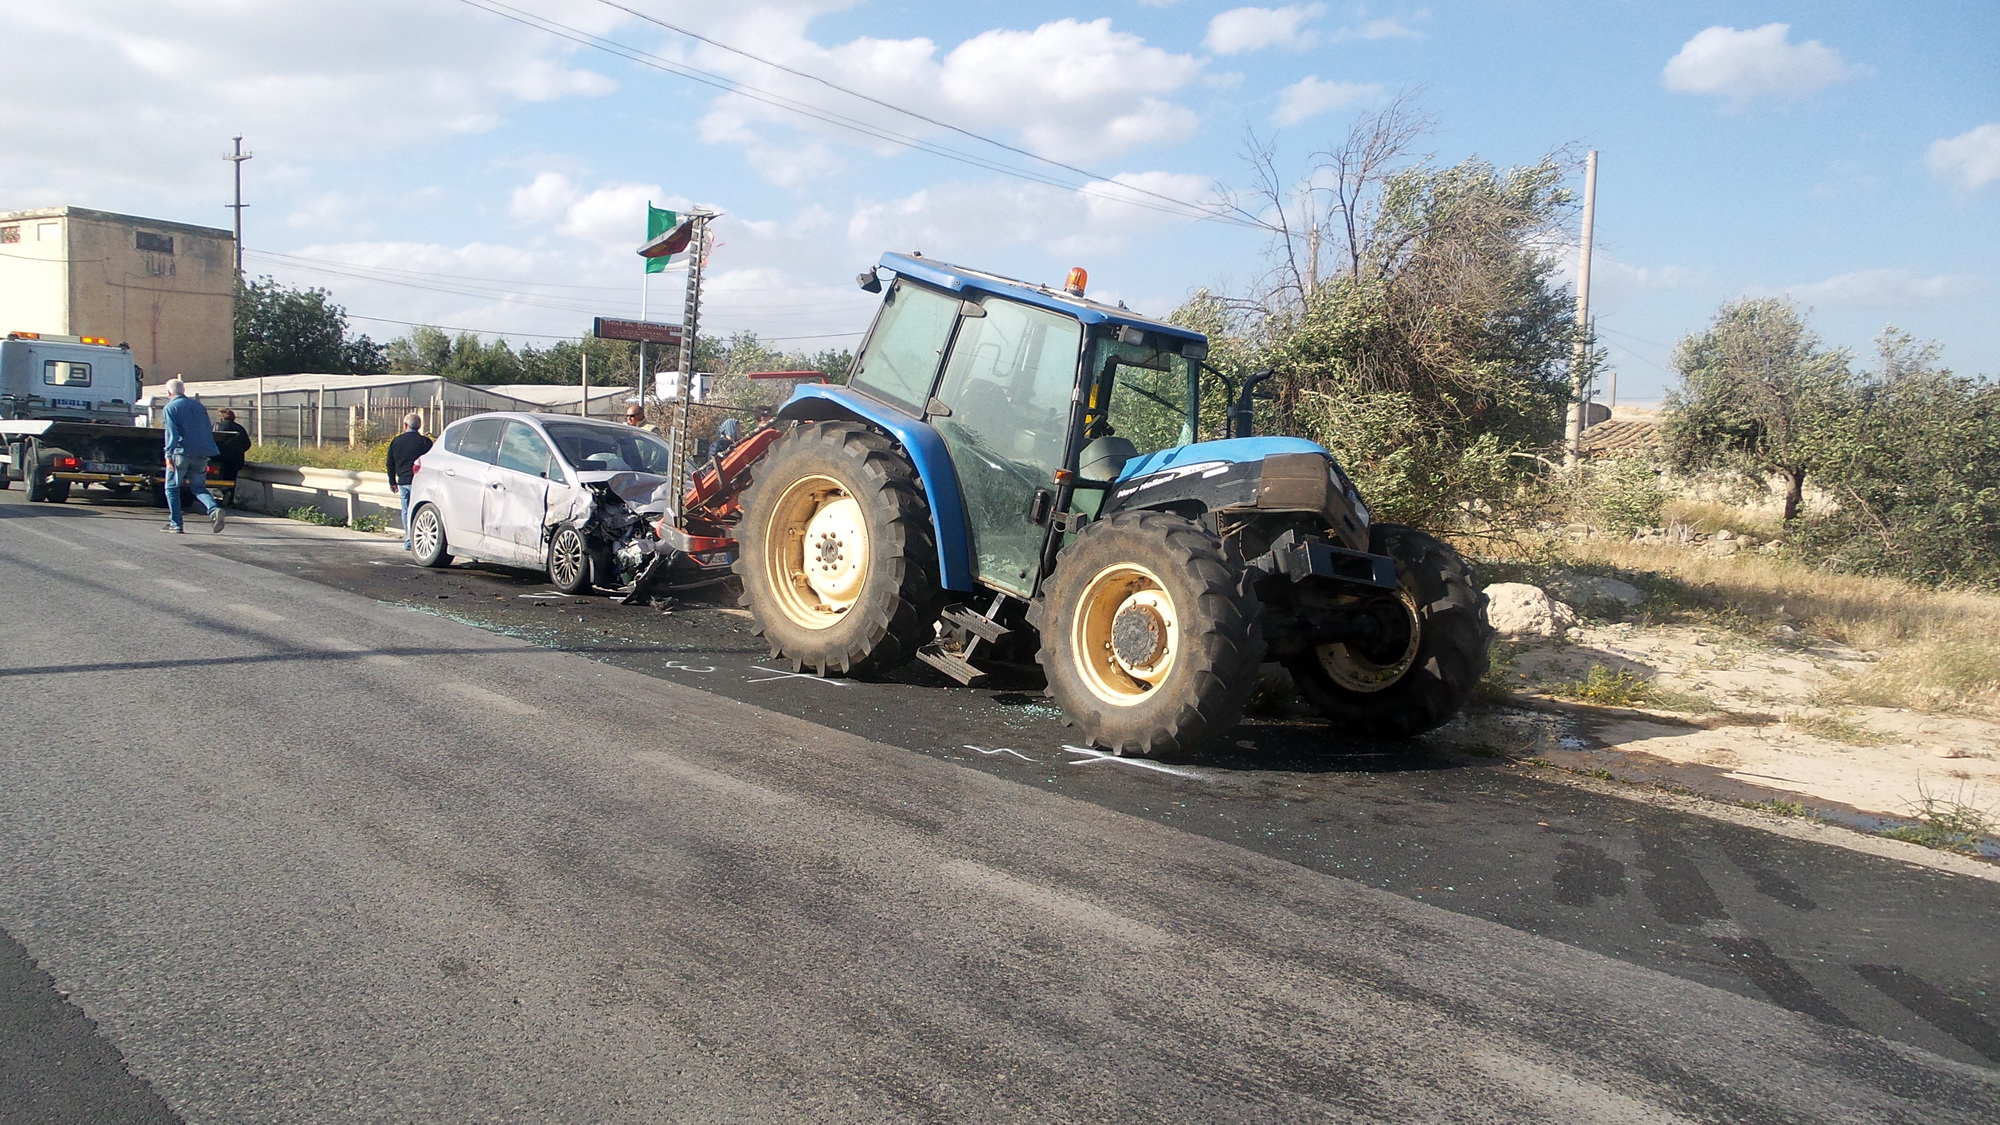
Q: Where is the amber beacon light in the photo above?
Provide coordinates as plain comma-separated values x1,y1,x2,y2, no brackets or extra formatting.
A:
1063,267,1087,296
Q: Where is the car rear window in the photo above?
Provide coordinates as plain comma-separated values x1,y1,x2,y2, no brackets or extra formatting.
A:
447,417,505,465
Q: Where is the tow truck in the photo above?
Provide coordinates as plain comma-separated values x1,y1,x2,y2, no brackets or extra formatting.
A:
0,332,242,504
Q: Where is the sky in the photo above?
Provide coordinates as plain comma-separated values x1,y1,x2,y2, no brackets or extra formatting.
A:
2,0,1994,402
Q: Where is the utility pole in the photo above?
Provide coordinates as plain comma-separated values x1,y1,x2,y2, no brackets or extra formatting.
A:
1564,149,1599,465
224,136,252,282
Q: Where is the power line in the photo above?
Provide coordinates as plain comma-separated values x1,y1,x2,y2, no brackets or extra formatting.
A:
591,0,1246,227
451,0,1249,228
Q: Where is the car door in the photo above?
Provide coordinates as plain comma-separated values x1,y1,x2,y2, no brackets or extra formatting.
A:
435,417,502,556
483,420,559,565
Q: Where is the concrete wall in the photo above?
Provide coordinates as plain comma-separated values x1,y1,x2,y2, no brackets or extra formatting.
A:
0,212,70,331
0,206,235,383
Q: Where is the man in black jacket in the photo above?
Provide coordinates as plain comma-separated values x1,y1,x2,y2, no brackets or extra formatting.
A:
386,412,433,551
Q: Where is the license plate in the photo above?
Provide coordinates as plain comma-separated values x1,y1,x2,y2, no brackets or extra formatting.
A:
84,461,131,474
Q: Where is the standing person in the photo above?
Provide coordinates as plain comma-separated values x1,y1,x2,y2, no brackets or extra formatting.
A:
624,402,650,429
214,408,249,485
160,378,224,534
386,412,433,551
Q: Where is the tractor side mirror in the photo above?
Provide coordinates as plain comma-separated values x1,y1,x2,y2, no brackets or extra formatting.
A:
856,268,882,293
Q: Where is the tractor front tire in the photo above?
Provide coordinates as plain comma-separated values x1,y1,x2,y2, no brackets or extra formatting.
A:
734,420,941,677
1031,510,1265,760
1285,523,1490,738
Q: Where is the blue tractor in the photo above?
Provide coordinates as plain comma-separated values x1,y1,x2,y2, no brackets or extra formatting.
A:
731,253,1491,758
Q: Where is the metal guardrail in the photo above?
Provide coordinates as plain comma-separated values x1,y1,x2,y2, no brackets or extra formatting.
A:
233,461,400,527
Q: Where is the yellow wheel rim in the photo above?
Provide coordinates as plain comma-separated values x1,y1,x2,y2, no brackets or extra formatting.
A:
1070,563,1178,707
1315,590,1421,693
764,473,869,630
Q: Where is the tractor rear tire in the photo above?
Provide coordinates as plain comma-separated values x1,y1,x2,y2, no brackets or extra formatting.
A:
734,420,941,677
1284,523,1490,738
1031,510,1265,761
410,503,453,568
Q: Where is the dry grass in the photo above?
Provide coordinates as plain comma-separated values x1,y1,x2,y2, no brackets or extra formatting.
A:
1549,536,2000,717
1784,710,1894,746
1661,498,1783,540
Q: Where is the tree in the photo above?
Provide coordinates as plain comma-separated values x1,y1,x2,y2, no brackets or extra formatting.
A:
1662,298,1854,523
1192,101,1584,527
234,276,386,377
1795,330,2000,584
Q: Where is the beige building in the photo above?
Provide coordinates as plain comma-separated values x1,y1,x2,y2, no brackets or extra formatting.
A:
0,205,235,382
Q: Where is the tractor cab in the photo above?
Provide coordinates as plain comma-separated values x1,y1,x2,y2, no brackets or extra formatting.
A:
798,253,1222,600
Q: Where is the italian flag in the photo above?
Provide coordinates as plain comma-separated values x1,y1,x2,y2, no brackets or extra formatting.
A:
644,205,695,273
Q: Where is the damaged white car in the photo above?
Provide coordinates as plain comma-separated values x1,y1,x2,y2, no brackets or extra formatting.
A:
406,412,735,600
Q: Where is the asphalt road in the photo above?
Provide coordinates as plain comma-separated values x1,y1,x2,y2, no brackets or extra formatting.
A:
2,489,1997,1123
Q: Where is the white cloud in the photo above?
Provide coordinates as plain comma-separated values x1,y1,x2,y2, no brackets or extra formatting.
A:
847,171,1211,261
1663,24,1863,104
1205,6,1324,55
689,17,1205,171
1273,77,1382,127
1331,16,1424,42
0,0,620,213
1779,269,1981,309
1927,123,2000,191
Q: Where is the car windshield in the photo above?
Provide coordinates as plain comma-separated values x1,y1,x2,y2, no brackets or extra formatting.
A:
542,421,675,475
1087,336,1198,457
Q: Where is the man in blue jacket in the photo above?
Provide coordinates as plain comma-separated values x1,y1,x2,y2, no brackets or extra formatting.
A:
160,377,225,534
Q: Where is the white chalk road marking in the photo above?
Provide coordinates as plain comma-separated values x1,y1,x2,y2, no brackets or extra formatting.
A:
964,744,1040,763
154,579,207,594
102,558,142,571
746,665,851,688
1061,744,1210,780
227,603,287,623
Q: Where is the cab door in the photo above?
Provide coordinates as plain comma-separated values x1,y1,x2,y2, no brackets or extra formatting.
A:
929,297,1083,597
483,420,559,565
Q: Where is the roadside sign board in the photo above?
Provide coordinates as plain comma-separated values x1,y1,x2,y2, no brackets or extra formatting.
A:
592,317,685,345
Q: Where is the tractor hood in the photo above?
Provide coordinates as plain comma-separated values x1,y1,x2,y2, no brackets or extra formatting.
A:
1114,436,1327,482
1106,437,1371,552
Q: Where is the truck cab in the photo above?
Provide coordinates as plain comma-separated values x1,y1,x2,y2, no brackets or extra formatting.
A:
0,332,143,423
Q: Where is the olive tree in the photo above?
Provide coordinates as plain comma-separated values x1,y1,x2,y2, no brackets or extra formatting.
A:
1662,298,1854,523
1796,330,2000,584
1188,100,1584,528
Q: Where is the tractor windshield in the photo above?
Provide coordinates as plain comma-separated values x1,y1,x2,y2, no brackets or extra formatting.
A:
1089,336,1198,457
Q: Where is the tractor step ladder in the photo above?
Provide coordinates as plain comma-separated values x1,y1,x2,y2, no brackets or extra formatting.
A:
916,594,1013,687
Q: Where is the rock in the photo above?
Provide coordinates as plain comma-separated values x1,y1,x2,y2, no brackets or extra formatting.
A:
1716,528,1737,541
1710,538,1741,556
1483,583,1580,639
1547,574,1644,609
1932,746,1970,759
1758,540,1784,554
